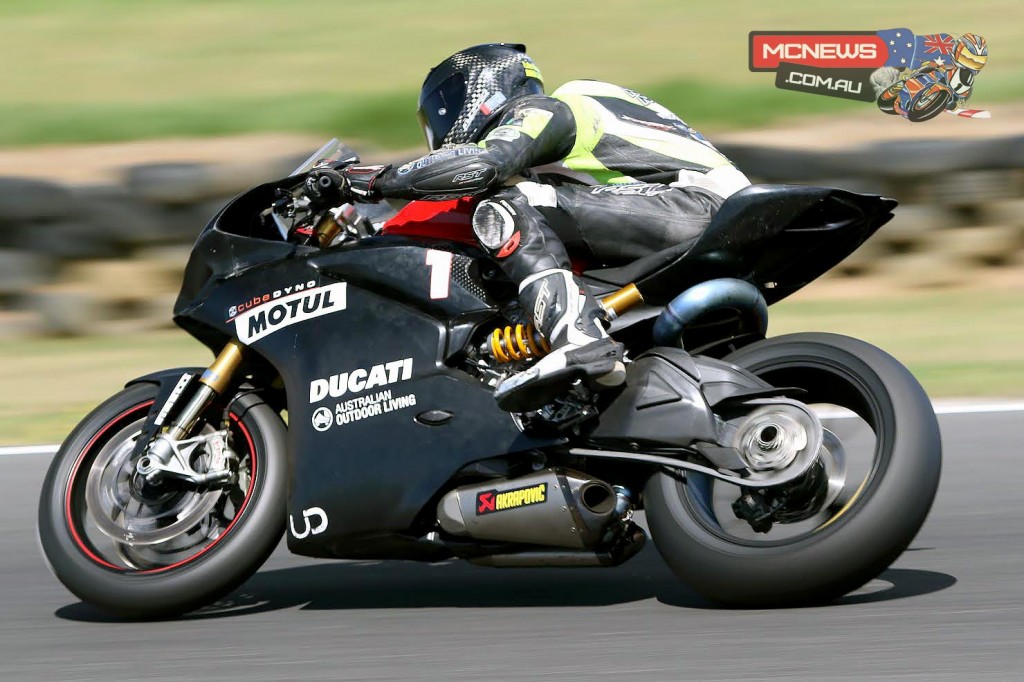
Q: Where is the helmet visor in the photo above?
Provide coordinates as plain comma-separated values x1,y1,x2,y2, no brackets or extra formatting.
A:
417,73,467,150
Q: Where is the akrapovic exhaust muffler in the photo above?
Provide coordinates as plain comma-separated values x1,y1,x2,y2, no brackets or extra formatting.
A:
436,468,617,549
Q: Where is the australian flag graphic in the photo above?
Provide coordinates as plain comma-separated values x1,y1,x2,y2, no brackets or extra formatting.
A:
878,28,957,69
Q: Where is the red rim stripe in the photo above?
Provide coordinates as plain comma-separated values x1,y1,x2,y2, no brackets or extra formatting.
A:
64,400,259,574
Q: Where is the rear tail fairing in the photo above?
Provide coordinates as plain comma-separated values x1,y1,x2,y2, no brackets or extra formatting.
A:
590,185,896,355
587,185,897,306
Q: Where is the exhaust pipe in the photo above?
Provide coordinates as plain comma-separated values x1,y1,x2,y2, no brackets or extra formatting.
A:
652,278,768,348
579,481,615,515
468,526,647,568
436,468,618,549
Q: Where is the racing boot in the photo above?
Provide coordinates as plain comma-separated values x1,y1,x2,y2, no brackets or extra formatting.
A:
494,269,625,412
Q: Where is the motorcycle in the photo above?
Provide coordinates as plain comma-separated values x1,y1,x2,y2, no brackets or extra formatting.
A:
38,140,942,617
877,63,971,122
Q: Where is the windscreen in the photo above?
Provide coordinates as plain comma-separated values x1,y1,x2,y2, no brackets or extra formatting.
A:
291,139,360,175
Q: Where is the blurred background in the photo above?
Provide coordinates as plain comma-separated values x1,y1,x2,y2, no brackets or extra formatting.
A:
1,0,1022,444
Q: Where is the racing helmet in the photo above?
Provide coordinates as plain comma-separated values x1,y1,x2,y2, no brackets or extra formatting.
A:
953,33,988,71
417,43,544,150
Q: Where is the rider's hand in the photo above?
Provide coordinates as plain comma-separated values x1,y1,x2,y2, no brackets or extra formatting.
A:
305,164,391,207
304,168,349,208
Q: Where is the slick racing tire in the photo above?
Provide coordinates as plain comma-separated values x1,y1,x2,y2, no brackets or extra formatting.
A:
38,383,287,619
644,333,941,607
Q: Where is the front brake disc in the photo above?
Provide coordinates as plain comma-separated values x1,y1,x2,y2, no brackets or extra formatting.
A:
84,424,221,546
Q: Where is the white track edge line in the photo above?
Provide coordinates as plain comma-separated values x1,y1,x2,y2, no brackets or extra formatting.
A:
2,401,1023,457
0,445,60,457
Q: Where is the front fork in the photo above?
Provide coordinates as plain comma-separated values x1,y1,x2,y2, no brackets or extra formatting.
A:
136,340,246,485
166,340,245,439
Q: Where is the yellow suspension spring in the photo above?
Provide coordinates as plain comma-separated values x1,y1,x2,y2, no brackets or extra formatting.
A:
489,323,551,363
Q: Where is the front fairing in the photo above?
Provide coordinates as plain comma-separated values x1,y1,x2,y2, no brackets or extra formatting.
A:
173,177,318,349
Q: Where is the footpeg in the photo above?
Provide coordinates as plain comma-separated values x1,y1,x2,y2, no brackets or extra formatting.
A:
494,339,625,413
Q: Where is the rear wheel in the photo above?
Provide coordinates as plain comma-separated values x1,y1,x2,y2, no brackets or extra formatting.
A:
644,333,941,607
38,382,286,618
877,83,902,114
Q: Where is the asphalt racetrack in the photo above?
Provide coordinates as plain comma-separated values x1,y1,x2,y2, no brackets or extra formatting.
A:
2,410,1021,681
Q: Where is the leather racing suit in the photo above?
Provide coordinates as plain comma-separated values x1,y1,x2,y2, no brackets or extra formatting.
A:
368,79,749,274
347,80,750,411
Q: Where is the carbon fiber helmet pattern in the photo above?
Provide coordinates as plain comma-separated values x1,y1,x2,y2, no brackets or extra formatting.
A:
417,43,544,150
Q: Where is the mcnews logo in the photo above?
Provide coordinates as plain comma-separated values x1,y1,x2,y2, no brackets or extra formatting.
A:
748,29,990,120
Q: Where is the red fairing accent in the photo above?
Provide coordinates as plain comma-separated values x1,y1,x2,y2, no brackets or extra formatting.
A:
495,231,521,258
382,196,593,273
570,256,591,276
381,197,479,245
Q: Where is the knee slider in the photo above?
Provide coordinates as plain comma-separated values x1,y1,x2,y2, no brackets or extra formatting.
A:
472,199,517,250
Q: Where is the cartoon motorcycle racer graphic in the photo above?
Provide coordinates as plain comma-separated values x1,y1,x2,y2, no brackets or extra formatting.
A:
876,33,988,122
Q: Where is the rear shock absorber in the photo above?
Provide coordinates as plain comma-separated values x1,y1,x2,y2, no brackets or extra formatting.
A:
484,283,644,364
487,323,551,363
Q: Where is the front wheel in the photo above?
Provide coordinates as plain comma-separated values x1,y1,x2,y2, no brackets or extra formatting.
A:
38,382,287,618
644,333,941,607
902,81,953,122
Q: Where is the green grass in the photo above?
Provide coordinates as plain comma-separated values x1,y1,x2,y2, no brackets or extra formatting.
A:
0,81,865,149
1,0,1019,148
770,291,1024,396
0,331,212,446
1,290,1021,445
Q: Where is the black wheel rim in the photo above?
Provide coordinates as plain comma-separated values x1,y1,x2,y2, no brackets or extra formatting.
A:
678,355,894,548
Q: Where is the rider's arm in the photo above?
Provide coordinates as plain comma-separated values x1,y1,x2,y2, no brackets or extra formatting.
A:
348,95,577,200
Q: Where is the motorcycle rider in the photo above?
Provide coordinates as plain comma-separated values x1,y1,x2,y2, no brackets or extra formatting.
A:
307,43,750,412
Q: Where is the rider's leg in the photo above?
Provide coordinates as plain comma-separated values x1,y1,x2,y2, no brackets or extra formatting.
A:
471,184,625,412
547,183,727,262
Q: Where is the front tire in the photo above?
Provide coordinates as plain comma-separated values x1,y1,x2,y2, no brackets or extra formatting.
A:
644,333,941,607
38,382,287,618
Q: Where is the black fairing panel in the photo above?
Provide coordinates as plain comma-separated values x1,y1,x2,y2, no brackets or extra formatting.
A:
589,348,719,448
584,184,897,305
308,237,497,321
174,178,318,349
587,348,776,451
171,189,558,559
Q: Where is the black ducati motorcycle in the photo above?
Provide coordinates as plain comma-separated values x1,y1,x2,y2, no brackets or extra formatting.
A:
38,140,942,617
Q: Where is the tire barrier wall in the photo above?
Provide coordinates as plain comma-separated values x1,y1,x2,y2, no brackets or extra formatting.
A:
0,138,1021,338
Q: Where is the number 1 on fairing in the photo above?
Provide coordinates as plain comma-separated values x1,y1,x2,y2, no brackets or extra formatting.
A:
425,249,453,299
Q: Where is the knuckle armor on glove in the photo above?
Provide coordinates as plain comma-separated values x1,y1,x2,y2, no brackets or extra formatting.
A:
472,199,517,250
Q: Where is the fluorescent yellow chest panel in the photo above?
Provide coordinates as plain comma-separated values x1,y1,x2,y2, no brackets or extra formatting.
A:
553,80,733,184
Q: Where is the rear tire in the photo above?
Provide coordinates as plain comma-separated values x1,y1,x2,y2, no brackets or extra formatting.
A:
644,333,941,607
38,383,287,618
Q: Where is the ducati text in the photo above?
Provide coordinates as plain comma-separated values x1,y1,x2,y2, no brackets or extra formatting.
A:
309,358,414,403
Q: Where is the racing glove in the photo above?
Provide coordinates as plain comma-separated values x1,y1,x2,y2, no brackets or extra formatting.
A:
305,164,390,207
